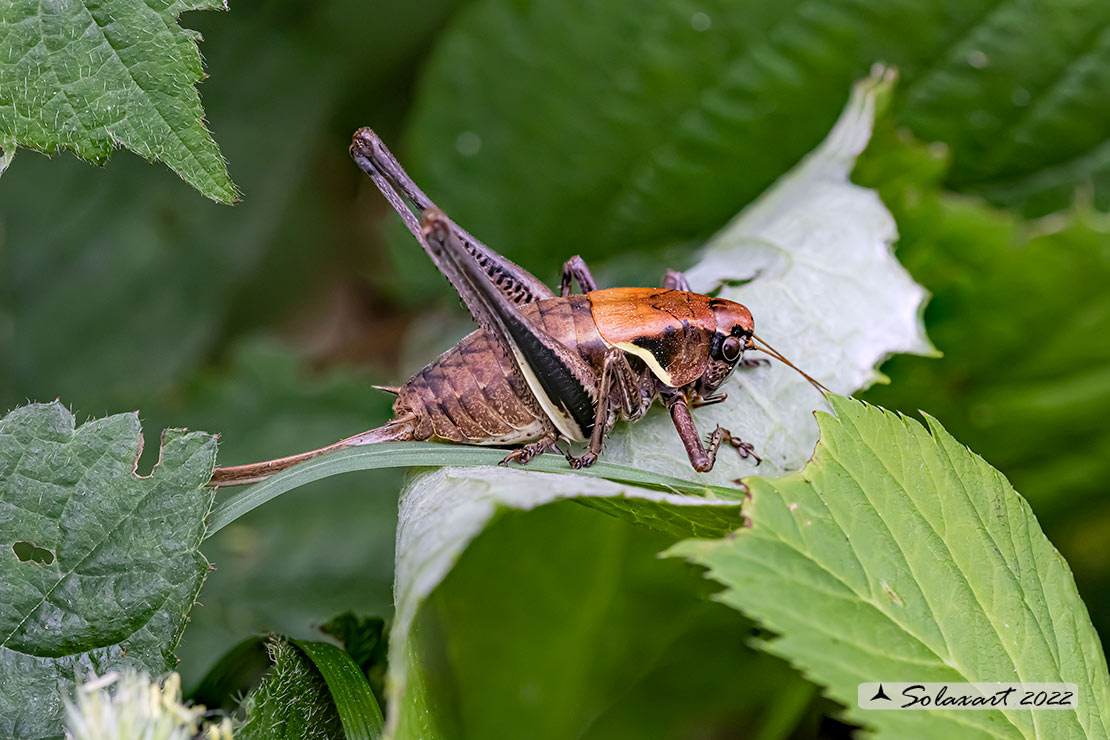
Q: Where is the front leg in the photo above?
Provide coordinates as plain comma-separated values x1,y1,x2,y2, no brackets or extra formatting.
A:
560,255,599,296
664,393,760,472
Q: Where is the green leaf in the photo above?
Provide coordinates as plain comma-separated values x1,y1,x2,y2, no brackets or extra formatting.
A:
855,125,1110,639
378,72,930,737
400,502,815,740
858,136,1110,516
238,637,344,740
294,640,385,740
895,3,1110,217
320,613,389,677
0,0,236,202
319,613,389,710
404,0,1110,288
670,395,1110,739
0,402,217,740
207,442,744,536
387,467,745,738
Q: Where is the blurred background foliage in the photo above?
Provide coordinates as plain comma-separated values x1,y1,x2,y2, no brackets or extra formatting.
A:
2,0,1108,735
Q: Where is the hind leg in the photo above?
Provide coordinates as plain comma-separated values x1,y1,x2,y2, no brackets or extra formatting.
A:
500,432,560,466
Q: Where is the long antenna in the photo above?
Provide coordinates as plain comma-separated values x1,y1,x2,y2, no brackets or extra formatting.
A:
749,333,830,394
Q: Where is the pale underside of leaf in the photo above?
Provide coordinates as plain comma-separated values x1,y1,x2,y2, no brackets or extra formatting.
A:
0,0,236,202
670,395,1110,740
601,67,932,485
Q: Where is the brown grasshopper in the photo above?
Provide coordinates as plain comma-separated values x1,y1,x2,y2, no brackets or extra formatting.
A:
209,129,825,487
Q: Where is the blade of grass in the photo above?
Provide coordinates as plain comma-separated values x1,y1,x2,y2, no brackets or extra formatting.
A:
206,441,744,537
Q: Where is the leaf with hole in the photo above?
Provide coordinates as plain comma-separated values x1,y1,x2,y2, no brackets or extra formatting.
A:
0,402,217,740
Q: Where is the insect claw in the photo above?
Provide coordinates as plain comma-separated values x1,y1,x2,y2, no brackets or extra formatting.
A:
568,452,598,469
718,429,762,465
690,392,728,408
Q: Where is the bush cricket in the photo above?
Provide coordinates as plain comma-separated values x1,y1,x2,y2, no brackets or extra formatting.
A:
209,129,826,487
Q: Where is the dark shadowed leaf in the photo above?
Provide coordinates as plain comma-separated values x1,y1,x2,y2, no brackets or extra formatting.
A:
400,0,1110,303
397,502,815,740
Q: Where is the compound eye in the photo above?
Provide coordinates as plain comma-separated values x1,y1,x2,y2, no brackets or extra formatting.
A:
721,335,743,362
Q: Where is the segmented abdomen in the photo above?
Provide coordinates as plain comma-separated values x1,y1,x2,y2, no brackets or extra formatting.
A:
394,295,608,444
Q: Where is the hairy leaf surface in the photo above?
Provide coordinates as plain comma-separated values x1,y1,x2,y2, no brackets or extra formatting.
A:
670,395,1110,739
0,0,235,202
238,638,344,740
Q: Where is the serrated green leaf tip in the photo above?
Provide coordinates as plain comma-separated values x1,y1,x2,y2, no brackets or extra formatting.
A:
0,0,238,202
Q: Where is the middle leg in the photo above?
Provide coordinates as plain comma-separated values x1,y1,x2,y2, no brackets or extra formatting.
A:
567,347,646,469
560,255,599,296
661,268,691,291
